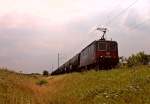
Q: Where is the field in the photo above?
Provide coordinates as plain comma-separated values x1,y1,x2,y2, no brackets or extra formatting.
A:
0,66,150,104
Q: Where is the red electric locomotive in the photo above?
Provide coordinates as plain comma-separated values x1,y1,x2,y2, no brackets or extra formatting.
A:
80,28,118,69
51,27,119,75
80,39,118,70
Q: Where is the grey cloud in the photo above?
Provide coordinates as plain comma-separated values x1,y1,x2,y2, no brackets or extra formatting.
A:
124,9,142,29
0,0,150,73
124,9,150,33
0,27,59,73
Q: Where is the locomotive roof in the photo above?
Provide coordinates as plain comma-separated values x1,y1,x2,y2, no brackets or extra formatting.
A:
80,39,117,52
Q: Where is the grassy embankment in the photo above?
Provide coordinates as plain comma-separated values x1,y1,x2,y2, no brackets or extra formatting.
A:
0,66,150,104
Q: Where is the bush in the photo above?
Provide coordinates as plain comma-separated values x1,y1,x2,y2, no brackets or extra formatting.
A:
36,79,48,86
119,56,127,66
43,70,49,76
127,52,149,67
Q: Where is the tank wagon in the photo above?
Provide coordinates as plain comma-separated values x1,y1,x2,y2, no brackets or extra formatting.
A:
51,28,119,75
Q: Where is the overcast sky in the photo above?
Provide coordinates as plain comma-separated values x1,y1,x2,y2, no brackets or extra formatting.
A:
0,0,149,73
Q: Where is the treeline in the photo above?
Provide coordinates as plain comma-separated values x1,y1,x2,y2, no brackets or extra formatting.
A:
120,52,150,67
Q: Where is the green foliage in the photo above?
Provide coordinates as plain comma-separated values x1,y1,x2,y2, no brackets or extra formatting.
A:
127,52,149,67
0,68,34,104
47,66,150,104
0,66,150,104
36,79,48,86
43,70,49,76
119,56,128,67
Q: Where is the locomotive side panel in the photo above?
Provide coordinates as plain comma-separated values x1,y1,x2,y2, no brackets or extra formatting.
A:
71,54,80,67
80,42,96,68
68,54,80,72
69,54,80,66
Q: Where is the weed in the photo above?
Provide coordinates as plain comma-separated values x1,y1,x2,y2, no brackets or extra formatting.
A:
36,79,48,86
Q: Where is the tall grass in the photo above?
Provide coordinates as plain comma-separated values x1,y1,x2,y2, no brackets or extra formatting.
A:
0,66,150,104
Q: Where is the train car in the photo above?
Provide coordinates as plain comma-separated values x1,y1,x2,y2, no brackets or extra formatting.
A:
68,54,80,72
51,64,64,75
63,60,70,73
79,39,119,69
51,54,80,75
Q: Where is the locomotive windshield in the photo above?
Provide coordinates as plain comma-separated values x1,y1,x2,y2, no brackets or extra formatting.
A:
109,42,117,51
97,42,106,50
97,41,117,51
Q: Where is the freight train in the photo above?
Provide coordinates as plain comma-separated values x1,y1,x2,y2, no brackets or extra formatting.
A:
51,28,119,75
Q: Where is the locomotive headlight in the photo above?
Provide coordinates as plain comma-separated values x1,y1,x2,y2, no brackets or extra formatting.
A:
100,56,103,58
106,52,110,55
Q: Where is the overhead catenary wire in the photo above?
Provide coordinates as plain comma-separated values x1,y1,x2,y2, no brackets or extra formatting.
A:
105,0,139,26
88,0,140,35
129,18,150,31
110,18,150,38
98,0,141,38
80,0,141,53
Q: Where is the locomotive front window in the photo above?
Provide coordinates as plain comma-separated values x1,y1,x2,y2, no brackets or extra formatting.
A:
109,43,117,51
98,42,106,50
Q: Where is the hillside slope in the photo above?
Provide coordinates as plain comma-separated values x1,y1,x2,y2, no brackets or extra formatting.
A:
0,66,150,104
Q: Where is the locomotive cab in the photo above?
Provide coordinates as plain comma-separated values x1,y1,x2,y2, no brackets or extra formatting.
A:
96,40,119,69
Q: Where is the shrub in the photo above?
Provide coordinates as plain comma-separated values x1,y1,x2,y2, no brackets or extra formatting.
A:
36,79,48,86
43,70,49,76
127,52,149,67
119,56,127,66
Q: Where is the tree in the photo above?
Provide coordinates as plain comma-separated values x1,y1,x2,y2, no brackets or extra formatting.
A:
127,51,149,67
43,70,49,76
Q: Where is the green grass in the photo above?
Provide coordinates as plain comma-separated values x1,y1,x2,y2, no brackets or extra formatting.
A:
0,66,150,104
